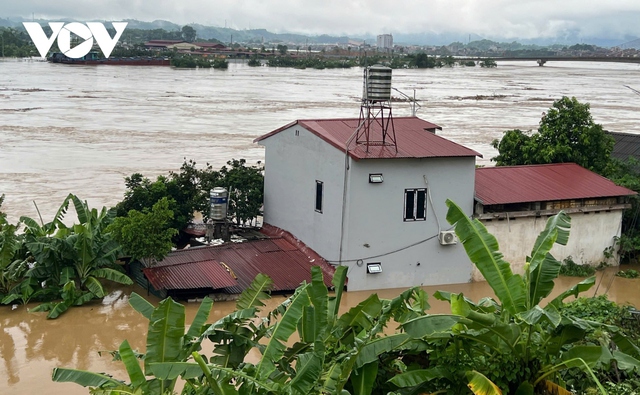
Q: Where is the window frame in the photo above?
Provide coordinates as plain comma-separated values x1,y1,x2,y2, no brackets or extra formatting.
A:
404,188,427,221
315,180,323,213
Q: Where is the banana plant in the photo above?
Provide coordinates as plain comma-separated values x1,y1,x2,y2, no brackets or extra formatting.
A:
393,199,640,395
53,265,432,395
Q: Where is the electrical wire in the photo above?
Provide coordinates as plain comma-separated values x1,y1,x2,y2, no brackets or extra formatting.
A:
327,228,453,264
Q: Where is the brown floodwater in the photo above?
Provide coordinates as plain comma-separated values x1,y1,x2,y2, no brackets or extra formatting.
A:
2,59,640,394
1,59,640,224
1,266,638,395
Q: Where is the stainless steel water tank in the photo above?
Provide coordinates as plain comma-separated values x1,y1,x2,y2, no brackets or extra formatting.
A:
210,187,228,221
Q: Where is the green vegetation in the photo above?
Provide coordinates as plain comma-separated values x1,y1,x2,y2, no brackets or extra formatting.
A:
492,96,614,174
559,256,597,277
108,197,177,268
616,269,640,278
171,55,228,68
480,58,498,67
0,194,132,319
116,158,264,239
0,27,37,57
52,202,640,394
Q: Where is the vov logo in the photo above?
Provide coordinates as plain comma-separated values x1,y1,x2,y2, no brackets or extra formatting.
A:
23,22,128,59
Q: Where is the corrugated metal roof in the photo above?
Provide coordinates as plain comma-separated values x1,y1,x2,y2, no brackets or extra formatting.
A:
475,163,636,206
143,237,335,294
254,117,482,160
143,260,237,290
608,131,640,161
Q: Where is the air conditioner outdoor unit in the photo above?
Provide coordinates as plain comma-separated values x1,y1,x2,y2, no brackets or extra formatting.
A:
438,230,457,246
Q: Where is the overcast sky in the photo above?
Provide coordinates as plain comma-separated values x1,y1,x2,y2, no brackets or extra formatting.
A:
4,0,640,41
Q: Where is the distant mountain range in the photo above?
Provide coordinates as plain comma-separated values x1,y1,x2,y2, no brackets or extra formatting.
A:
1,17,638,48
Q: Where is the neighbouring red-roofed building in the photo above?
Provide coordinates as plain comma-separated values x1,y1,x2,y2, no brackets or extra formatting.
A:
255,116,482,291
474,163,636,279
144,40,186,49
136,224,336,299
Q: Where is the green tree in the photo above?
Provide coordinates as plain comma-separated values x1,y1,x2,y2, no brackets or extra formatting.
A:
492,96,615,174
218,159,264,226
181,25,197,42
109,197,177,267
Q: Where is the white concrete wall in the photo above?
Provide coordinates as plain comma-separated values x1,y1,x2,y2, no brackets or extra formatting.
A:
479,210,622,281
341,157,476,291
259,125,345,261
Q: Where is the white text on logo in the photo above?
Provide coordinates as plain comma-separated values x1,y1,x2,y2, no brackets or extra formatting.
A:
23,22,128,59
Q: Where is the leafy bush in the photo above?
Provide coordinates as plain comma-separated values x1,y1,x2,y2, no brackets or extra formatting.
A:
559,256,596,276
617,269,639,278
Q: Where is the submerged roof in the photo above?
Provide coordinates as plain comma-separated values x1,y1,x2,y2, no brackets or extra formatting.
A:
143,233,335,294
255,117,481,160
475,163,636,206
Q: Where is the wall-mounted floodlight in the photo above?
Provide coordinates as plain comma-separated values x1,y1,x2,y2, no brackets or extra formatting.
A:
369,174,383,183
367,263,382,274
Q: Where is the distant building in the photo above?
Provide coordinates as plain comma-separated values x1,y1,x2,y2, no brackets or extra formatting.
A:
376,34,393,51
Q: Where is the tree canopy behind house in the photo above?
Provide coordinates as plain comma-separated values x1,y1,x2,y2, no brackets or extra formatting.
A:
115,158,264,240
491,96,615,174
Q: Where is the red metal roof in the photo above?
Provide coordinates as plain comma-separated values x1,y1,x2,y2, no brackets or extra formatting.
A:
143,234,335,294
254,117,481,160
143,260,237,290
475,163,637,206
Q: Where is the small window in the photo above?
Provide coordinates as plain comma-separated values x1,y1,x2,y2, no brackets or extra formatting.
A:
315,181,323,213
404,188,427,221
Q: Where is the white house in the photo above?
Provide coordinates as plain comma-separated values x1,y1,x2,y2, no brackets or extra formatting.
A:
255,116,481,291
474,163,636,280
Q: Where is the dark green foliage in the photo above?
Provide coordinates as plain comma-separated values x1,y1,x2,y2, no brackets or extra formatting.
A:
247,56,261,67
116,158,264,232
616,269,639,279
181,25,197,42
492,96,615,174
108,197,178,267
0,27,38,57
559,256,597,277
480,58,497,67
171,55,223,68
1,194,132,318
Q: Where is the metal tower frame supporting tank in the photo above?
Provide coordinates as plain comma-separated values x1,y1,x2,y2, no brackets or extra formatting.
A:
356,65,397,152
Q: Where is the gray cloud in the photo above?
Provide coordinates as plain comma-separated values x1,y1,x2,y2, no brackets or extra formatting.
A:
3,0,640,41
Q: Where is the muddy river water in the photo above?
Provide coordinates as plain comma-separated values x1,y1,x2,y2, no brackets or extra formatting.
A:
1,59,640,394
1,59,640,223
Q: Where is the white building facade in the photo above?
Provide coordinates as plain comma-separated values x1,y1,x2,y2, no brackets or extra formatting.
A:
256,117,480,291
377,34,393,51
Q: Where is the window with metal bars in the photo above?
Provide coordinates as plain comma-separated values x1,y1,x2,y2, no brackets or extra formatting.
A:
404,188,427,221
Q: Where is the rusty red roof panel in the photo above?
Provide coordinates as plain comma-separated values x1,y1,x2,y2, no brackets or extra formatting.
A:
254,117,481,160
143,260,237,290
475,163,637,206
145,235,336,294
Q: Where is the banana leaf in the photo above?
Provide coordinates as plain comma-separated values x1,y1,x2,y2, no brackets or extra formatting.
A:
527,212,570,308
52,367,122,388
446,199,526,315
350,361,378,395
466,370,502,395
129,292,155,320
235,273,273,310
255,283,311,380
119,340,145,388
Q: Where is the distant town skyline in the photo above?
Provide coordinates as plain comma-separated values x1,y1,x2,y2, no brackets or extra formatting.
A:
3,0,640,43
